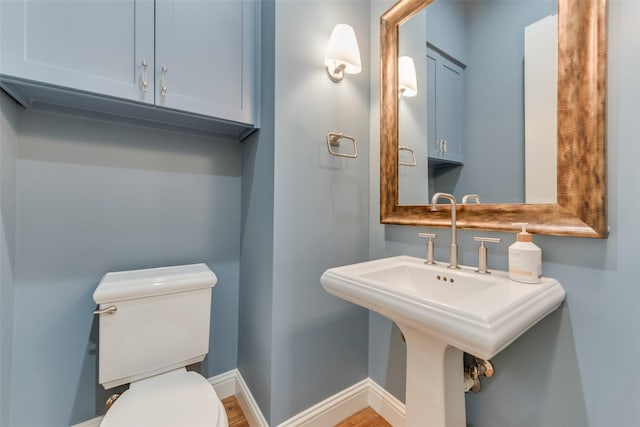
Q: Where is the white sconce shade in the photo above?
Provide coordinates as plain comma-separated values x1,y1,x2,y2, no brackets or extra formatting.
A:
398,56,418,97
325,24,362,82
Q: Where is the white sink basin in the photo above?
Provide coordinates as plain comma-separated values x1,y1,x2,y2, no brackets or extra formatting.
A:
321,255,565,360
321,255,565,427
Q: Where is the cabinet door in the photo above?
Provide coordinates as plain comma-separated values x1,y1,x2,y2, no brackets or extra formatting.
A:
436,58,464,163
0,0,155,104
155,0,256,124
426,51,438,159
426,47,464,164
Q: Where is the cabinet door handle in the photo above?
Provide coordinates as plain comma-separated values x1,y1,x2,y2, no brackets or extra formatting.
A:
160,65,168,95
141,60,148,91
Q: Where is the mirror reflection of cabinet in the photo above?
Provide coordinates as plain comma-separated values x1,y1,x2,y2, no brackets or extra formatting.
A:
426,45,465,166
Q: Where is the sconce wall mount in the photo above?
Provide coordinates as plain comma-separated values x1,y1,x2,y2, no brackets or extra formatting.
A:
325,24,362,83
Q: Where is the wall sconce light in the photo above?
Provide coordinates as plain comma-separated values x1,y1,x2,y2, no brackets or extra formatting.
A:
325,24,362,83
398,56,418,97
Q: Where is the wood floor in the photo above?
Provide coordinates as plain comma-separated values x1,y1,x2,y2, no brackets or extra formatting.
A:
335,406,393,427
222,396,250,427
221,396,392,427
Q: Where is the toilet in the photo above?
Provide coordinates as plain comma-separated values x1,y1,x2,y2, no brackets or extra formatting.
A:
93,263,228,427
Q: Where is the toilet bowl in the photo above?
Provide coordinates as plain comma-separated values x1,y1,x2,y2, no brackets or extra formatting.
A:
93,264,228,427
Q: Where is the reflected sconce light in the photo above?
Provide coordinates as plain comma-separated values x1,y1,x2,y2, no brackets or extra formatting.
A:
325,24,362,83
398,56,418,97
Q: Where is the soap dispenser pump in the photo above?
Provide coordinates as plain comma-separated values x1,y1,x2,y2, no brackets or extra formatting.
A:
508,223,542,284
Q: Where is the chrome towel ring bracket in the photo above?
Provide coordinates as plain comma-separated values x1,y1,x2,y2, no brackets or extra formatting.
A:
326,131,358,159
399,145,416,166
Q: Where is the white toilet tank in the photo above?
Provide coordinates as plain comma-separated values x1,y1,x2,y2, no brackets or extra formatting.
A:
93,264,217,389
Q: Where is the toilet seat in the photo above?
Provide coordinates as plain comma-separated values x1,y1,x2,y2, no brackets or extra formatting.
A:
100,368,228,427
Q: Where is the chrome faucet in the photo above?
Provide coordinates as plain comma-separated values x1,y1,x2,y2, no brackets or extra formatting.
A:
431,192,459,269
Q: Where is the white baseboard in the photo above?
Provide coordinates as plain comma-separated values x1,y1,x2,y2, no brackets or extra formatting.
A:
70,369,268,427
365,379,406,427
277,378,405,427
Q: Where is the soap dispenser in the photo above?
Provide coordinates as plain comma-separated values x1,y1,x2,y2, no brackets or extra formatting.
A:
508,223,542,284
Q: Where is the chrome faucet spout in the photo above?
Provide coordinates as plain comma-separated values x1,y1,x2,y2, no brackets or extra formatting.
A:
430,192,459,269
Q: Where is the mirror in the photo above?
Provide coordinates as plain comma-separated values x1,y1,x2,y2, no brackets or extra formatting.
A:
381,0,607,238
397,1,558,205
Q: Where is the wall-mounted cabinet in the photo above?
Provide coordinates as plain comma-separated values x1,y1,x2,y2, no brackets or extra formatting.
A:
426,45,464,166
0,0,257,139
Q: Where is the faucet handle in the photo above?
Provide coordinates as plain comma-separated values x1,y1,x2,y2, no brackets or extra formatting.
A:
418,233,437,265
473,236,501,274
462,194,481,204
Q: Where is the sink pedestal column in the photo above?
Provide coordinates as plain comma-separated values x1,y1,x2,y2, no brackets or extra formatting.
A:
399,325,465,427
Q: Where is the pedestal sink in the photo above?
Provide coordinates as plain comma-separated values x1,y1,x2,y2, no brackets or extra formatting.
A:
321,256,565,427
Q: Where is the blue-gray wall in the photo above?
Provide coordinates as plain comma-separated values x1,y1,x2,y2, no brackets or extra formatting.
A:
1,101,242,427
238,0,275,420
270,0,370,423
369,0,640,425
239,0,371,424
0,91,19,427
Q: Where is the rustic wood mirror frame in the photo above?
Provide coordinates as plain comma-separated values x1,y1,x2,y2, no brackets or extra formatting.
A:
380,0,607,238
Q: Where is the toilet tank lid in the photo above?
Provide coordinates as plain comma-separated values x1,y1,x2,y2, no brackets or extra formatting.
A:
93,264,217,304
